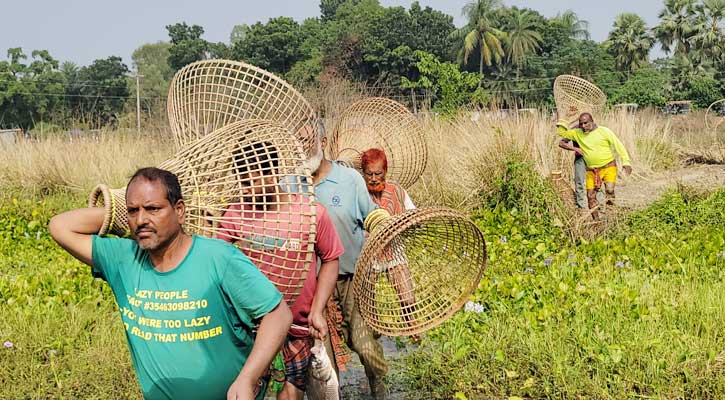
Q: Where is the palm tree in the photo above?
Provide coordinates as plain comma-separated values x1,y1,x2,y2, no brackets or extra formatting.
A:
690,0,725,65
552,10,590,40
653,0,698,55
505,9,543,72
605,13,655,73
453,0,507,84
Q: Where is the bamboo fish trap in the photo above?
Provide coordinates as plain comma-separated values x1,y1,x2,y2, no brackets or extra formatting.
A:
553,75,607,124
167,59,318,151
88,120,316,303
329,97,427,189
353,207,487,336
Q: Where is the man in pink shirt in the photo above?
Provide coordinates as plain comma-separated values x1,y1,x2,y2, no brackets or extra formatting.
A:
218,141,343,400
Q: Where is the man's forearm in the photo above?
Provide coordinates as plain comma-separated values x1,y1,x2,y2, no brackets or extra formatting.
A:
48,207,106,266
558,141,575,151
236,302,292,385
311,260,339,315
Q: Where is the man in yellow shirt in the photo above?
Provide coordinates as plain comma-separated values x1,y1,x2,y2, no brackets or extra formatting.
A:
557,113,633,218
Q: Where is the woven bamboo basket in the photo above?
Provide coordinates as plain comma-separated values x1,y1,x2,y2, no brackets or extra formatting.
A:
330,97,427,189
167,59,318,151
353,207,487,336
553,75,607,124
88,119,316,303
705,99,725,131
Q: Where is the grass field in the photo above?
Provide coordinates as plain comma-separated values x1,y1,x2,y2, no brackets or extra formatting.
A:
1,110,724,399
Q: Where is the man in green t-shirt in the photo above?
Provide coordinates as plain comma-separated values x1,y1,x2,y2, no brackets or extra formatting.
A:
48,167,292,400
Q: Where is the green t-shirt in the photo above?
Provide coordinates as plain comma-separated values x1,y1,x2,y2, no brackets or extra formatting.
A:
92,235,282,400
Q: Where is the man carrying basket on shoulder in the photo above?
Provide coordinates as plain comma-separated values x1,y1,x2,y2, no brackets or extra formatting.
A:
556,112,633,220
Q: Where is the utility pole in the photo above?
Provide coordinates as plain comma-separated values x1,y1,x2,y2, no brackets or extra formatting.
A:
134,73,144,133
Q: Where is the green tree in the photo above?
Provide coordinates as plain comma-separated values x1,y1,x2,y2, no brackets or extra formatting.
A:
408,2,457,60
545,40,620,97
684,74,724,107
131,42,173,113
605,13,655,73
610,66,669,107
0,48,66,130
654,0,698,55
229,24,249,45
320,0,356,22
166,23,210,71
402,50,489,114
455,0,507,84
690,0,725,66
71,56,129,127
502,9,543,72
551,10,591,40
230,17,303,74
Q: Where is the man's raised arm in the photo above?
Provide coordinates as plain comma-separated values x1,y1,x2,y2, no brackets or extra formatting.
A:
48,207,105,266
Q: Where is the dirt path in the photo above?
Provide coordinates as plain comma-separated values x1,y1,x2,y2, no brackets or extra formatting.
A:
339,336,415,400
615,164,725,209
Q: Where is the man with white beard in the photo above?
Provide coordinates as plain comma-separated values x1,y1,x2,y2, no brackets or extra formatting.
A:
297,122,388,399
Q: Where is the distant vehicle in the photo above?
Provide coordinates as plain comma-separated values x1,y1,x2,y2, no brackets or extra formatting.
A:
663,100,692,115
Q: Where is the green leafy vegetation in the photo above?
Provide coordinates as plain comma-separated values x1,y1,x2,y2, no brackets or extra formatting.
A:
401,183,725,398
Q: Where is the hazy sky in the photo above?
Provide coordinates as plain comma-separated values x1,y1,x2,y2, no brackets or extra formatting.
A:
0,0,666,68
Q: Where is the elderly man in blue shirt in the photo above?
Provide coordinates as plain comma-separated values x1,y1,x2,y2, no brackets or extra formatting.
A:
299,121,387,399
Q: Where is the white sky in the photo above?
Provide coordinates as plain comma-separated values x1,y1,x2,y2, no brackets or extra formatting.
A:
0,0,666,67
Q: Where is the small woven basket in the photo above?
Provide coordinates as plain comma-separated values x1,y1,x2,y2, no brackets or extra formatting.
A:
167,59,318,151
88,119,316,303
553,75,607,123
353,207,487,336
88,184,131,237
330,97,427,189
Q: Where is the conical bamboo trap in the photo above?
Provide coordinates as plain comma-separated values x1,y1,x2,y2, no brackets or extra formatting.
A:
88,120,316,303
705,99,725,131
329,97,427,189
353,208,487,336
553,75,607,124
167,59,318,151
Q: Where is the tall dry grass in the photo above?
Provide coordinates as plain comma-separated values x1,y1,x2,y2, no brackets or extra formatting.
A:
0,129,173,196
407,108,725,212
1,104,721,210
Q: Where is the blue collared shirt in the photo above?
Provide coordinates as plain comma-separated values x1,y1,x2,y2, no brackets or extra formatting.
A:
314,161,377,274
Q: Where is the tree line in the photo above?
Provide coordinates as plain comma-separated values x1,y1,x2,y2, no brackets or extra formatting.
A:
1,0,723,130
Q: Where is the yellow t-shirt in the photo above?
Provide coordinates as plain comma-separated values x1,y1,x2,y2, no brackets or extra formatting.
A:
557,124,631,168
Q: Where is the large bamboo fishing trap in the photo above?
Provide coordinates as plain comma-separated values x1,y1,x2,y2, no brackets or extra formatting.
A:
167,59,318,151
553,75,607,124
330,97,428,189
353,208,487,336
88,120,316,303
